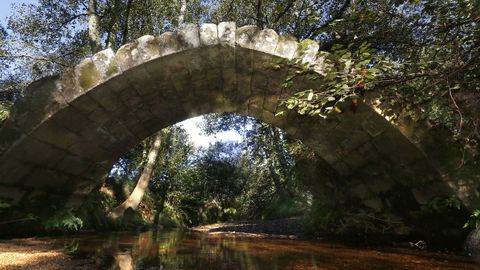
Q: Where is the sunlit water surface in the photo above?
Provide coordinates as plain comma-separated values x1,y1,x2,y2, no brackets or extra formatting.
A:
49,230,478,270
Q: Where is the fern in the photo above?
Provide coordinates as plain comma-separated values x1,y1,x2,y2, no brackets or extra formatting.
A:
43,209,84,232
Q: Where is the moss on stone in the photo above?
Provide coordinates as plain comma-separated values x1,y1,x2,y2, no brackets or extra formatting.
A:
78,61,101,90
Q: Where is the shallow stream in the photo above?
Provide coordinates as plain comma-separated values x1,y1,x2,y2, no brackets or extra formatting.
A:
49,229,478,269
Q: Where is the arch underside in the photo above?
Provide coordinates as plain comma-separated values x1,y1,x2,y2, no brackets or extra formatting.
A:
0,23,455,228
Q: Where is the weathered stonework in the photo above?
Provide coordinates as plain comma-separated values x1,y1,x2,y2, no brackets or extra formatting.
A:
0,22,465,233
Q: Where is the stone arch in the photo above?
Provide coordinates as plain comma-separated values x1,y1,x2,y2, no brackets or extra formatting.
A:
0,23,458,228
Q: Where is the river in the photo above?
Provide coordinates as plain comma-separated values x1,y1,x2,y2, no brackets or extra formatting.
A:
47,229,477,269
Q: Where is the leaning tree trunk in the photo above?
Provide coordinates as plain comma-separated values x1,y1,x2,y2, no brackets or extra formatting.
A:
109,132,162,219
88,0,102,53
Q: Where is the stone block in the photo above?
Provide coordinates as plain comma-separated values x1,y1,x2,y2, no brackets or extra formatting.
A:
179,24,200,48
99,69,131,93
206,68,224,90
236,25,259,49
31,120,80,150
233,73,252,100
12,77,67,134
118,87,143,109
247,95,264,114
337,130,370,155
263,94,280,113
284,125,299,137
81,164,109,181
55,154,93,175
261,110,275,125
266,72,289,93
274,35,298,59
51,105,91,133
105,117,139,142
114,43,138,71
199,45,223,69
222,95,244,114
126,123,152,142
218,22,236,47
131,106,155,124
330,161,351,176
236,47,253,72
67,140,113,163
92,48,119,79
295,39,319,66
58,69,83,102
313,53,329,76
372,128,425,167
24,168,71,191
362,113,388,137
251,72,268,91
343,142,380,171
183,50,210,73
0,121,25,154
157,32,183,57
123,66,159,96
75,58,102,91
87,104,113,126
222,67,237,92
200,24,219,46
9,136,67,168
88,86,124,113
136,35,161,62
271,107,290,128
252,29,279,54
70,94,100,116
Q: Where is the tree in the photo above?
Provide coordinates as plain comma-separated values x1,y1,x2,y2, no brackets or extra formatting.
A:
88,0,102,53
201,113,311,219
280,0,479,157
108,0,191,220
0,25,11,122
109,131,163,219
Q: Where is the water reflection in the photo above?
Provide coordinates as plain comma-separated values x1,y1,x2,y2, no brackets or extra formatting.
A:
53,230,477,270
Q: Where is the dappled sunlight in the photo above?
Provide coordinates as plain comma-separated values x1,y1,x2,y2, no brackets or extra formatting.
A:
0,239,91,270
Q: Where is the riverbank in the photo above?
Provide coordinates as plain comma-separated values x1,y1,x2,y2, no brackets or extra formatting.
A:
0,238,93,270
193,218,470,252
192,217,302,239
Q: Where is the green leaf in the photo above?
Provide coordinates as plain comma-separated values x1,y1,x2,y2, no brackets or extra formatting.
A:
356,60,371,67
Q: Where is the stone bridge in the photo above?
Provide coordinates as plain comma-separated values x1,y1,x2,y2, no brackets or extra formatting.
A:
0,23,466,232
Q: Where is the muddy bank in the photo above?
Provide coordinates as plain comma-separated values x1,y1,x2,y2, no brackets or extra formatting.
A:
0,238,93,270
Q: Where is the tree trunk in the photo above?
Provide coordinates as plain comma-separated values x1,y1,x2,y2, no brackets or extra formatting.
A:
109,132,163,219
88,0,102,53
121,0,134,45
255,0,264,28
105,0,121,49
178,0,187,29
153,191,168,228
